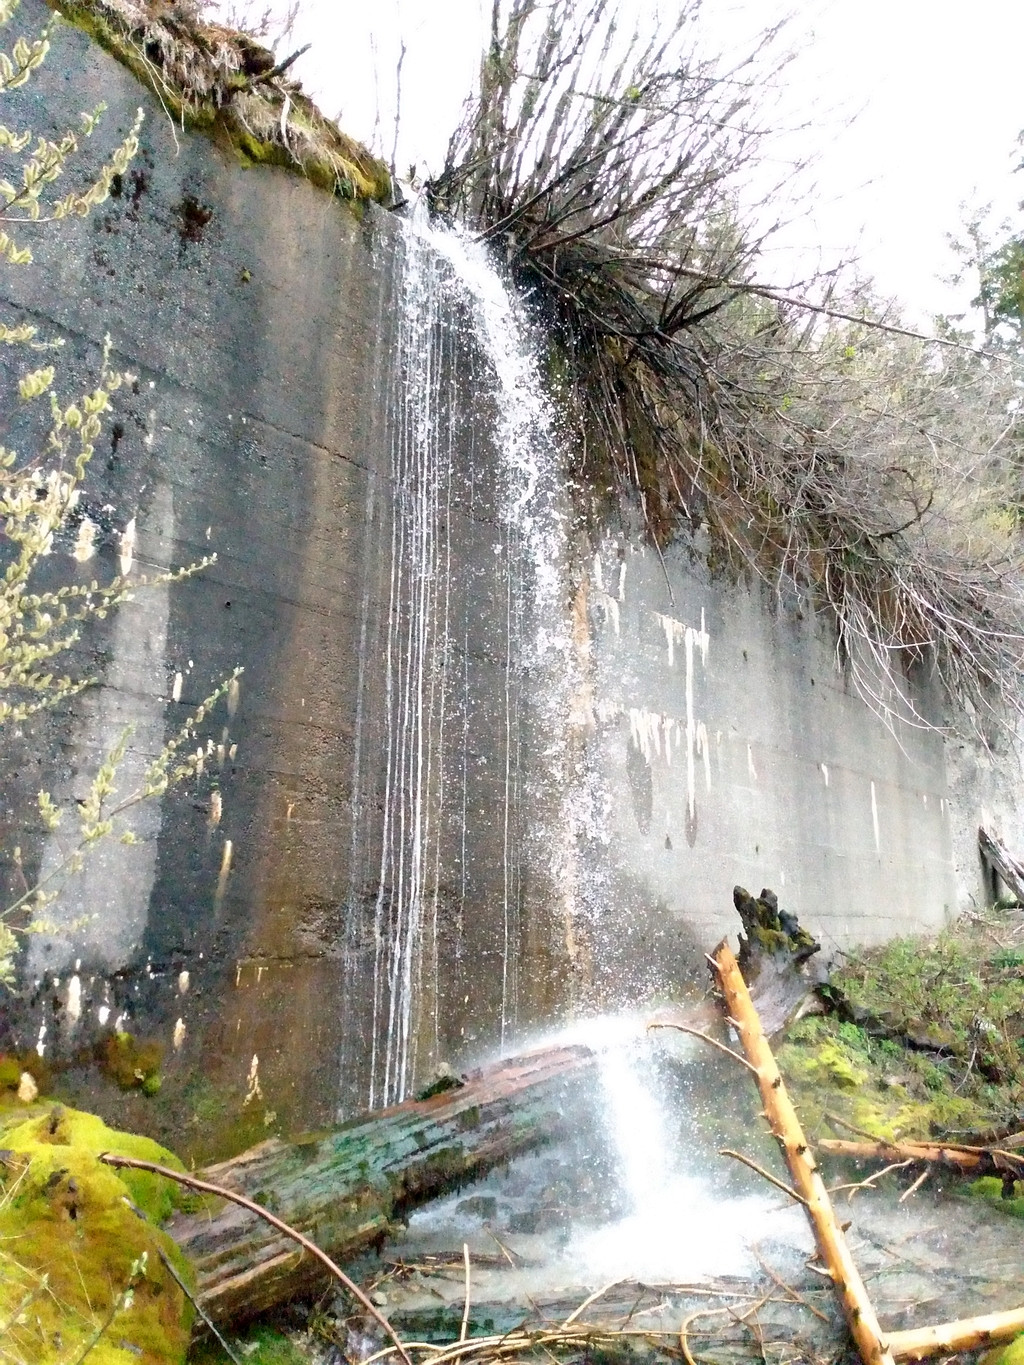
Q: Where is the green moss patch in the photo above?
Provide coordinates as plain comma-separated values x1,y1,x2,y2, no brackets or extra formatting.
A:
981,1333,1024,1365
191,1324,311,1365
779,1016,989,1143
97,1029,164,1095
967,1176,1024,1220
51,0,391,204
778,907,1024,1146
0,1105,195,1365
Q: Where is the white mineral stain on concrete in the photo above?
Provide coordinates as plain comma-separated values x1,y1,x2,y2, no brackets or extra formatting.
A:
586,547,965,950
683,612,710,821
629,708,678,763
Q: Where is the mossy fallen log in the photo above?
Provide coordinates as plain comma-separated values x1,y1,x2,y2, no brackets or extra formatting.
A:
164,885,819,1330
651,885,824,1042
167,1044,590,1327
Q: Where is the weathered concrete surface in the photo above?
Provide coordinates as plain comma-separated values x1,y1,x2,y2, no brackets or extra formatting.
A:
0,0,404,1156
568,528,1024,1008
0,0,547,1157
0,0,573,1158
0,0,1020,1160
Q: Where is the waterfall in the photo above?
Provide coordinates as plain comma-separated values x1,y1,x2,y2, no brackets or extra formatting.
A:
368,205,452,1108
367,204,579,1107
357,211,812,1286
576,1025,811,1281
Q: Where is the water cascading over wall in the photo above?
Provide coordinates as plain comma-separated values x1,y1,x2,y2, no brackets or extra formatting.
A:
0,2,591,1147
346,207,585,1109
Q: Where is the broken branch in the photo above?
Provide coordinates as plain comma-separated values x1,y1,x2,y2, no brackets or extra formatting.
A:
647,1021,758,1072
887,1305,1024,1361
710,940,896,1365
818,1137,1024,1185
717,1148,808,1205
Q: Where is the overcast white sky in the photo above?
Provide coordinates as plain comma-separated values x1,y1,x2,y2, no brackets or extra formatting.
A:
256,0,1024,325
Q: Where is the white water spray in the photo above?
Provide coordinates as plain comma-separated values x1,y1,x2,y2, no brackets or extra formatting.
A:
580,1024,811,1282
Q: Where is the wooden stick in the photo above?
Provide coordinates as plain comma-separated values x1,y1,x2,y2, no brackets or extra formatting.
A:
820,1138,984,1168
717,1148,808,1205
710,940,897,1365
898,1169,930,1204
460,1243,471,1342
819,1137,1024,1179
99,1153,413,1365
647,1021,758,1073
155,1248,243,1365
887,1305,1024,1360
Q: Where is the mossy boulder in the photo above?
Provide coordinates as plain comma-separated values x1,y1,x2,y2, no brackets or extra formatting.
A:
0,1105,195,1365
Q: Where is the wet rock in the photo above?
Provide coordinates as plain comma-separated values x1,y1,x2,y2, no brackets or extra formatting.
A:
456,1194,499,1220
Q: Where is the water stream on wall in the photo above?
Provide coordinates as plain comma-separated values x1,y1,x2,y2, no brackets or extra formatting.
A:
368,202,584,1108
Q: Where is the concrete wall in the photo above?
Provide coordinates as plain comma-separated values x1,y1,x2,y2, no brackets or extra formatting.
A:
0,0,1021,1158
569,528,1023,1009
0,1,414,1154
0,2,564,1156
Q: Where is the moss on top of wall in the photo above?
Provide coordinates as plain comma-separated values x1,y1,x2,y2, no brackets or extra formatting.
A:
50,0,392,204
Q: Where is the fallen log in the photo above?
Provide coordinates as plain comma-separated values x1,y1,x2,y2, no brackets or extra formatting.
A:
162,887,822,1330
710,938,897,1365
168,1044,590,1326
818,1136,1024,1192
980,827,1024,906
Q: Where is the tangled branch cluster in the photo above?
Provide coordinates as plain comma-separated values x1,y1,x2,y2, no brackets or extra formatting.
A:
430,0,1024,731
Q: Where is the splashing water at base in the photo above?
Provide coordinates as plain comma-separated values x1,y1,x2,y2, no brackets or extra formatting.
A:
570,1021,810,1283
392,1013,811,1299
